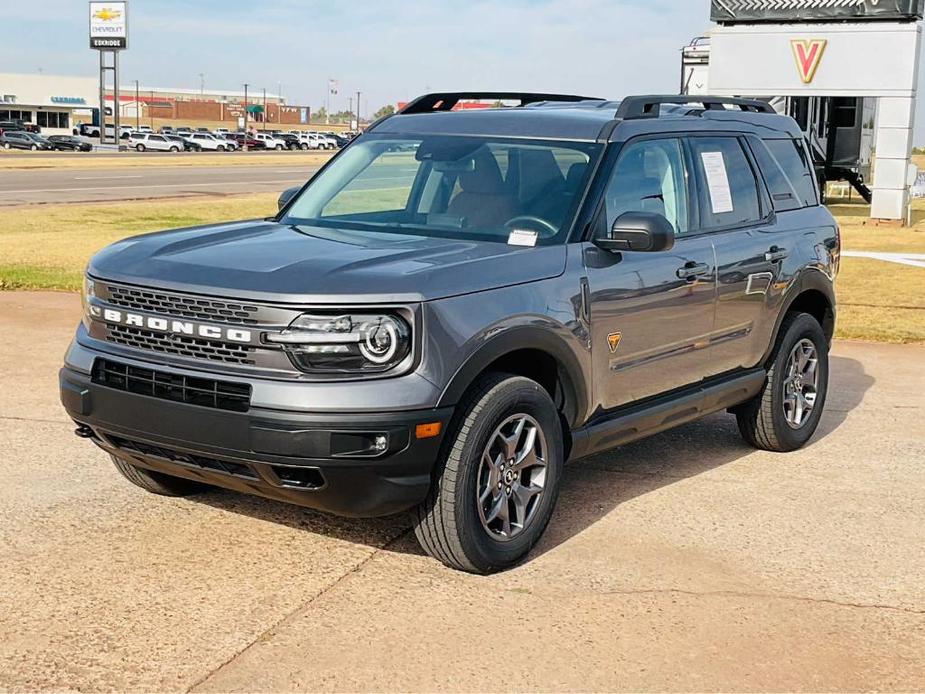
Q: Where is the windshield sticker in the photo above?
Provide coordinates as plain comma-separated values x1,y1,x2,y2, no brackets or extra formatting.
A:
700,151,734,214
508,229,538,247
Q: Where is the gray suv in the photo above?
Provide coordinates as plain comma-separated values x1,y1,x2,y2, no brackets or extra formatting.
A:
60,93,839,573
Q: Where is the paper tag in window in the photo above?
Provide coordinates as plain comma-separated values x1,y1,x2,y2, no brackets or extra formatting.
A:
508,229,538,247
700,151,734,214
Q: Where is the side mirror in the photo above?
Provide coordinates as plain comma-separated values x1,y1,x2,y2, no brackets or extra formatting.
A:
278,186,300,211
594,211,675,253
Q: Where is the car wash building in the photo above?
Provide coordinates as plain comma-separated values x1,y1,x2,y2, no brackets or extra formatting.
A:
682,0,924,223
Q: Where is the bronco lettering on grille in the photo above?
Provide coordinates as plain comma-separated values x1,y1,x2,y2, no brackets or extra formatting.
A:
89,305,253,343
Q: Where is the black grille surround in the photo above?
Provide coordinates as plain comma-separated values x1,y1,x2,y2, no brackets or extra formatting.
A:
104,283,260,325
106,324,257,365
92,358,252,412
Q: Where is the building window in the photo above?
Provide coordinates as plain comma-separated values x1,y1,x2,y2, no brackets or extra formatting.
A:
0,109,32,122
36,112,69,129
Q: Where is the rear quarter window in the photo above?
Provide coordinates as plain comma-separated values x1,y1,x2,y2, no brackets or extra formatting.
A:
763,138,818,207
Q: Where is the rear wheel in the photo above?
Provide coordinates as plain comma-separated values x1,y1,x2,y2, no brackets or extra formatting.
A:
414,373,564,573
110,454,209,497
736,312,829,452
30,144,38,151
135,143,145,152
169,145,179,152
300,142,309,150
217,144,226,152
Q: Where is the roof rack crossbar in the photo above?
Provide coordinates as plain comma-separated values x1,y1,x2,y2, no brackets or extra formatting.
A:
398,92,602,115
615,95,775,120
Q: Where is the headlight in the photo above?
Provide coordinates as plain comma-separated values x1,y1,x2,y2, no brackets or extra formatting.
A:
81,276,95,313
267,312,412,374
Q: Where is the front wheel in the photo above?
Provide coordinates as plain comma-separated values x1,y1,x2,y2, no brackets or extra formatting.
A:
30,144,38,151
736,312,829,452
217,144,225,151
135,144,145,151
414,374,564,573
169,145,179,152
300,142,309,150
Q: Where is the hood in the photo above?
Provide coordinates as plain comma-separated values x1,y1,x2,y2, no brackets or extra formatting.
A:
88,219,567,304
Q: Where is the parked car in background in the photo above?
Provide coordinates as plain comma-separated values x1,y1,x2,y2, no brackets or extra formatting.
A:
136,125,154,134
218,135,239,150
333,134,351,148
254,132,287,150
196,127,211,133
1,131,54,150
176,127,193,136
187,132,232,151
0,119,41,134
225,133,267,150
276,133,303,150
159,126,175,134
295,132,322,150
164,134,200,152
47,135,93,152
213,128,231,136
129,132,182,152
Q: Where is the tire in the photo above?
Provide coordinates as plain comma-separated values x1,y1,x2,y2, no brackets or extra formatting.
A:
30,144,38,151
736,312,829,452
110,454,209,497
275,144,283,150
217,145,225,152
136,144,145,152
300,142,309,150
414,373,564,574
3,143,10,149
169,145,179,152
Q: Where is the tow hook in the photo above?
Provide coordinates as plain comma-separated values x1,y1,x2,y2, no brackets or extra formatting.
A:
74,424,96,439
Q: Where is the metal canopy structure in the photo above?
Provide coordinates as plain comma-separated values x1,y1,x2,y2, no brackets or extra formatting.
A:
700,0,924,221
711,0,924,24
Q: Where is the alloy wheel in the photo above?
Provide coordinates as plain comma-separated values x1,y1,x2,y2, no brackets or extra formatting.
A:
476,414,548,541
783,338,819,428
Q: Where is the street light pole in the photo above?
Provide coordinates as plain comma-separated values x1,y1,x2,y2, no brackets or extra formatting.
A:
134,80,140,131
263,87,267,131
356,90,361,131
243,82,249,152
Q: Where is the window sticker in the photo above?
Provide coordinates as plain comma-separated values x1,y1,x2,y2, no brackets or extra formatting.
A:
700,151,734,214
507,229,538,247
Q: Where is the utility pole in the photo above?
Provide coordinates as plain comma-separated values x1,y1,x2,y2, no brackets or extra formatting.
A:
262,87,267,130
243,83,249,151
150,90,154,129
134,80,140,131
199,73,205,96
356,90,361,131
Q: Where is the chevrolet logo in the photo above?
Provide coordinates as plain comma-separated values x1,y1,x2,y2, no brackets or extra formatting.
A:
93,8,122,21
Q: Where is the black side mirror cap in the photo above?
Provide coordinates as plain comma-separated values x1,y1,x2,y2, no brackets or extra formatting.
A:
594,211,675,253
278,186,301,211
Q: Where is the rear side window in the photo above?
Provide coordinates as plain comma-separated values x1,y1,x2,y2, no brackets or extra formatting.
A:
764,138,818,207
747,137,802,213
688,136,762,229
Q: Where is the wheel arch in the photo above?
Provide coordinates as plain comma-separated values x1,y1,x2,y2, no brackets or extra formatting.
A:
762,270,836,364
437,327,589,432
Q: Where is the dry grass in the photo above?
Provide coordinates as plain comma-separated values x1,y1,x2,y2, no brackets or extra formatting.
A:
0,194,277,290
0,150,333,170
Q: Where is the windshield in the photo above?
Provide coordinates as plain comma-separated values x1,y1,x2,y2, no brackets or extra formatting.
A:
281,133,601,245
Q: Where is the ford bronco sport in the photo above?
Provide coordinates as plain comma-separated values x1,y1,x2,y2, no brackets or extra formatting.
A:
61,93,838,573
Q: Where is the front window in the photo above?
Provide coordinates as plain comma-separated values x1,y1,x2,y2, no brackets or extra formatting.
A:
281,133,601,245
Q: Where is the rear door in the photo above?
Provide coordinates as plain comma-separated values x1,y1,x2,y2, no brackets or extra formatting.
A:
584,137,718,409
690,134,803,373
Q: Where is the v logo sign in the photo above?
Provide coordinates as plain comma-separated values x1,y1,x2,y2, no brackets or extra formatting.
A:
791,39,827,84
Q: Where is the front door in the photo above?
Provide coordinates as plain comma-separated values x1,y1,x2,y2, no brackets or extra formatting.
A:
584,137,717,411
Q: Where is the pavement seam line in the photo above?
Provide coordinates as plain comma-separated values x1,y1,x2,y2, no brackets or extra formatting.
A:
596,587,925,615
186,527,412,693
0,415,72,425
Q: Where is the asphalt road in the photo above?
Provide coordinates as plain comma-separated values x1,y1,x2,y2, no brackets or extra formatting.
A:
0,164,323,205
2,291,924,691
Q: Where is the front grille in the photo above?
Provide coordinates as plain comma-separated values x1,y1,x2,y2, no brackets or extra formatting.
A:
105,324,256,365
104,284,260,325
109,435,260,481
92,358,251,412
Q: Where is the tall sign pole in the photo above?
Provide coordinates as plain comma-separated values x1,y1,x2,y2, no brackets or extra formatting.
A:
89,1,129,147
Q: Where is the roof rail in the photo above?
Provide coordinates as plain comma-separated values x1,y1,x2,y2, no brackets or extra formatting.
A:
398,92,602,114
615,95,775,120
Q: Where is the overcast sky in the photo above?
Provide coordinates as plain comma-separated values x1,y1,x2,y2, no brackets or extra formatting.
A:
3,0,925,141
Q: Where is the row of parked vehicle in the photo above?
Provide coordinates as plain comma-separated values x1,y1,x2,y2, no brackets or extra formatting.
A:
75,123,351,152
0,130,92,151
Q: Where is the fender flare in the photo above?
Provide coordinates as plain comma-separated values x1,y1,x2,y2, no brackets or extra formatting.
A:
761,268,836,364
436,325,589,428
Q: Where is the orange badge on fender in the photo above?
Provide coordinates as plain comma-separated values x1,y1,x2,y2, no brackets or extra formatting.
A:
607,332,622,354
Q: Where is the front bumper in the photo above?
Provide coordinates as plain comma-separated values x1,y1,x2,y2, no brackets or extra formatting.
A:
60,359,453,518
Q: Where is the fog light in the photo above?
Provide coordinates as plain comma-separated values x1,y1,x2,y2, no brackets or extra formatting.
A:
330,431,391,458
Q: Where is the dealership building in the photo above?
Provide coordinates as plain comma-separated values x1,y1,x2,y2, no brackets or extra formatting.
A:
0,73,99,135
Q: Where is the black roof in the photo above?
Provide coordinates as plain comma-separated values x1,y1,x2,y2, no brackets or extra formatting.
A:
369,93,802,142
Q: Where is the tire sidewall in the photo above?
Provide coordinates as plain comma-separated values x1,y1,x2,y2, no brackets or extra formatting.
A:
767,314,829,449
451,378,564,571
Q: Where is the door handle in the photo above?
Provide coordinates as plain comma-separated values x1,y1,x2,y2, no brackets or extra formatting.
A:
676,262,711,280
765,246,789,262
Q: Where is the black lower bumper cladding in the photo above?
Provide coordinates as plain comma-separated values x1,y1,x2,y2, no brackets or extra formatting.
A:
61,363,453,518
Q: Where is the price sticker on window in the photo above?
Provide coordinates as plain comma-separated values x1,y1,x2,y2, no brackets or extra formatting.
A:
700,151,734,214
507,229,538,247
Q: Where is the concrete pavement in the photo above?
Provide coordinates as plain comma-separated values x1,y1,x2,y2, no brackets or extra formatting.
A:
1,291,923,691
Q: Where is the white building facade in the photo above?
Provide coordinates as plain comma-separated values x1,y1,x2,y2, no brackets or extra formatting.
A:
0,73,99,136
